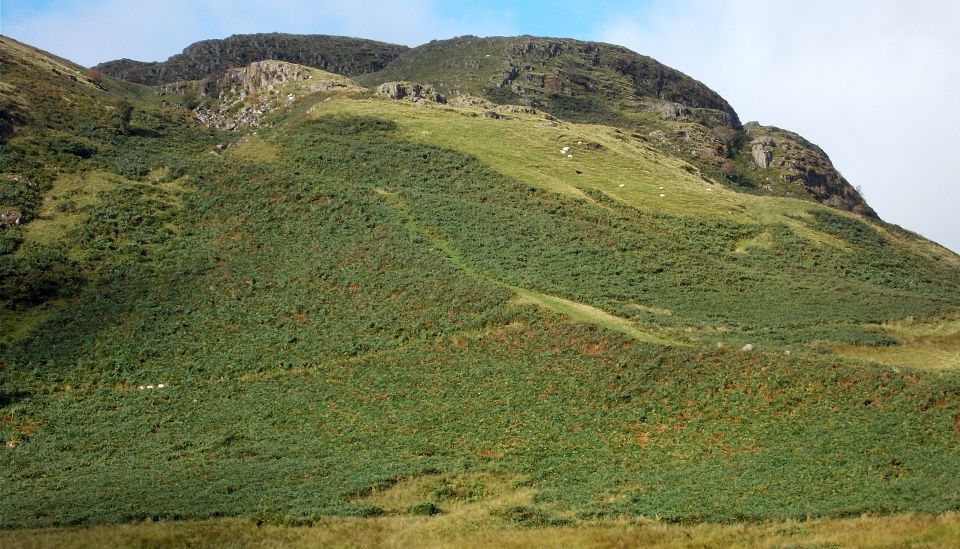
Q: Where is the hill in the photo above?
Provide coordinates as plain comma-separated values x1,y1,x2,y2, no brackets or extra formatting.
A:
95,34,875,217
1,33,959,541
94,33,408,85
363,35,875,217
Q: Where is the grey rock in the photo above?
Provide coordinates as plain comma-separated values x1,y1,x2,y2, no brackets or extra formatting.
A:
376,81,446,104
751,141,773,169
0,208,22,227
377,82,407,99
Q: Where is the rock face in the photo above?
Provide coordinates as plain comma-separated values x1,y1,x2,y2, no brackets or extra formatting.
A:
375,82,446,103
213,60,357,99
742,122,876,217
182,61,361,130
95,33,408,85
364,35,881,217
103,33,878,219
369,36,740,128
751,138,773,169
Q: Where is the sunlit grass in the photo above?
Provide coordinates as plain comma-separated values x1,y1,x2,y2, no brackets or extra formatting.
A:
4,512,958,549
834,315,960,371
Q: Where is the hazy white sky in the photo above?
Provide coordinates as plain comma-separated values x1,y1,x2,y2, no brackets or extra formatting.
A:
598,1,960,255
3,0,958,252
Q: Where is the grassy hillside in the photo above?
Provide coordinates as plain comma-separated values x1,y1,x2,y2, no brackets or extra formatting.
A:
363,36,738,126
2,37,959,537
362,35,876,217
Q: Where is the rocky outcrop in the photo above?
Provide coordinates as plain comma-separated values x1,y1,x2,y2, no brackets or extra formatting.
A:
367,35,880,218
185,61,361,130
751,137,773,169
743,122,876,217
375,82,446,103
95,33,408,85
0,208,23,227
369,36,740,129
214,61,357,99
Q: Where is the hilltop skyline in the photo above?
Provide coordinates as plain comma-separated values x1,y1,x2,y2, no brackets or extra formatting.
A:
3,0,959,252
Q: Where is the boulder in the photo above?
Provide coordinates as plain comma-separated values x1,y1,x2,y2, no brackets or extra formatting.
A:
377,82,407,99
376,81,446,104
0,208,22,227
751,140,773,169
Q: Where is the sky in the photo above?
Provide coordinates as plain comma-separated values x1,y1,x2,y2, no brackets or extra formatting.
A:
2,0,959,253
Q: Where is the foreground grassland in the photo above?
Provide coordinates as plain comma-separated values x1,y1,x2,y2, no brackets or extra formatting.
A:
4,513,960,548
2,39,960,536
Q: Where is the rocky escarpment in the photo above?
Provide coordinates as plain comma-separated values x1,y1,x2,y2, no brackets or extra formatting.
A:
741,122,876,217
364,35,882,218
98,33,877,218
172,60,362,130
95,33,408,85
368,36,740,129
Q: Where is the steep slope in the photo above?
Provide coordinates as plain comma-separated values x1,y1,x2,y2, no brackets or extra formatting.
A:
365,35,873,217
95,33,408,84
0,34,214,324
365,35,739,128
2,38,960,530
737,122,876,217
168,60,364,130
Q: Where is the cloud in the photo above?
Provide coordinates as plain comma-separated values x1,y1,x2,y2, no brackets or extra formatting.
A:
599,0,960,253
1,0,516,66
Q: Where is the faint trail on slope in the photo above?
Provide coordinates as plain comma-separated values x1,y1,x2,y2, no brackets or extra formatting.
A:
377,188,686,347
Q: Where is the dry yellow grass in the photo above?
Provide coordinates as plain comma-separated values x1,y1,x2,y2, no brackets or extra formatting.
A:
5,475,958,548
3,512,959,548
835,316,960,371
510,290,686,346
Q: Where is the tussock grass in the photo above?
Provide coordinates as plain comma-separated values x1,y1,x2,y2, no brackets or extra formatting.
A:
3,512,959,548
835,315,960,371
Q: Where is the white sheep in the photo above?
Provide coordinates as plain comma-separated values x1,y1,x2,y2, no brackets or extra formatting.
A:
659,193,666,198
567,154,573,159
618,184,625,188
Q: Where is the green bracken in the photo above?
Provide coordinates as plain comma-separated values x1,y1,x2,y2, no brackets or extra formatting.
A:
1,35,959,537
